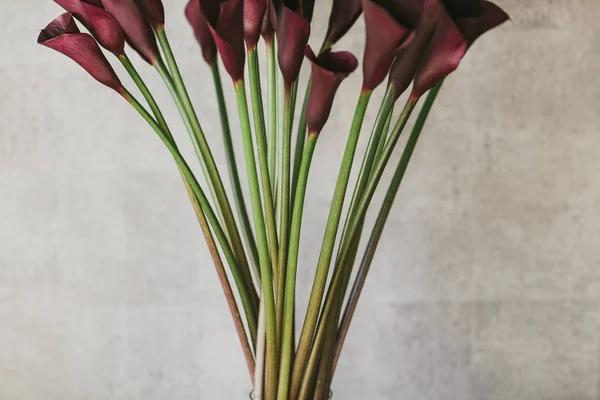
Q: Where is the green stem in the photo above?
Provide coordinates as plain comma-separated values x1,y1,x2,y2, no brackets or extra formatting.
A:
277,133,318,400
121,87,258,345
248,47,279,281
374,105,394,163
333,82,443,374
155,27,258,305
290,79,311,206
266,40,278,196
234,81,278,400
119,54,170,134
298,97,420,397
290,90,372,399
211,61,261,281
335,85,396,262
275,85,295,347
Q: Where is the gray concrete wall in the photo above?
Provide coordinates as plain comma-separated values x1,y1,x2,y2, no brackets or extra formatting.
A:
1,0,599,398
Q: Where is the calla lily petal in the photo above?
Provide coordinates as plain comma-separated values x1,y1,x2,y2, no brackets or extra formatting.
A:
185,0,217,64
362,0,414,91
323,0,363,48
261,0,276,41
412,8,467,98
277,5,311,89
387,0,440,98
38,13,122,92
454,0,509,45
102,0,160,65
133,0,166,29
244,0,268,48
54,0,125,56
441,0,485,18
305,45,358,134
202,0,246,82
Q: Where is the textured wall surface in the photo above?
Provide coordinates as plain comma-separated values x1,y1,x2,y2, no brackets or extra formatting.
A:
1,0,599,399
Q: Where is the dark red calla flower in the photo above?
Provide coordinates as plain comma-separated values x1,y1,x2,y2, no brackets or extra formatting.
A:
244,0,268,49
277,5,311,90
305,45,358,134
411,0,508,97
260,0,276,42
200,0,246,82
323,0,363,49
453,0,510,45
185,0,217,64
441,0,485,18
133,0,165,29
54,0,125,56
361,0,414,91
102,0,160,65
38,13,122,92
411,7,466,98
387,0,441,98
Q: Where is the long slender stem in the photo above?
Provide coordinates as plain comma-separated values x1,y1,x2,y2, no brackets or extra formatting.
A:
234,81,279,400
155,27,258,304
275,85,295,346
254,296,267,398
121,87,258,345
290,79,310,205
297,97,420,397
248,47,279,281
119,55,255,375
290,90,372,398
333,82,444,373
277,133,319,400
266,40,278,196
211,61,261,280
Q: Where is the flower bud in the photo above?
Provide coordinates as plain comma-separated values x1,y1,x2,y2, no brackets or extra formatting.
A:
185,0,217,64
54,0,125,56
277,5,311,90
38,13,122,92
102,0,160,65
323,0,362,49
133,0,166,29
305,46,358,134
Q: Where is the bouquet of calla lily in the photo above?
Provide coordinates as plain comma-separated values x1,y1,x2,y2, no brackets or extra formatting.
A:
38,0,509,398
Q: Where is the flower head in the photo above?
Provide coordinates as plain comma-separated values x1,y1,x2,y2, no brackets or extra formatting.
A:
102,0,160,65
411,0,509,97
185,0,217,64
323,0,363,49
200,0,246,82
361,0,415,91
277,4,311,90
38,13,122,92
133,0,165,29
305,45,358,134
244,0,268,49
54,0,125,56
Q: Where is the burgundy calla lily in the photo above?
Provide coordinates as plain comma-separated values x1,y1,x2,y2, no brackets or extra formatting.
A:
277,5,311,90
102,0,160,65
54,0,125,56
411,0,509,97
260,0,276,42
185,0,217,64
323,0,363,49
244,0,268,49
38,13,122,92
453,1,510,45
133,0,166,29
387,0,443,98
361,0,414,91
441,0,485,18
200,0,246,82
305,46,358,134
